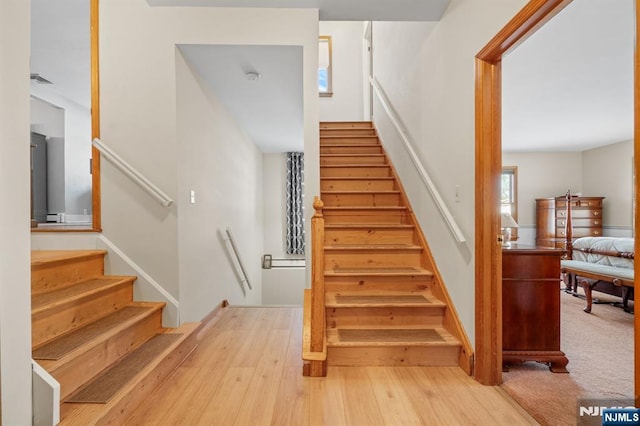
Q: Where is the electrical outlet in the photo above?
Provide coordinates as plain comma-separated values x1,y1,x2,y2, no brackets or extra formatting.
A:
190,190,196,204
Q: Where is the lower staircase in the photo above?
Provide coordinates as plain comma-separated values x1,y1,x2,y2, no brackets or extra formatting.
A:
303,121,472,376
31,250,198,424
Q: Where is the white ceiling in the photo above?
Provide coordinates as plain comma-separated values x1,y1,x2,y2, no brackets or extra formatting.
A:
179,45,304,153
30,0,91,109
30,0,635,154
502,0,634,152
145,0,450,21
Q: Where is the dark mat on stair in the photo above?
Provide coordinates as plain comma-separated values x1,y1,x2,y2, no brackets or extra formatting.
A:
335,295,430,304
338,328,444,343
33,306,151,360
65,333,181,404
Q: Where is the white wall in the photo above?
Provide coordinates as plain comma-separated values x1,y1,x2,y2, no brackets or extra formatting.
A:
30,86,92,216
262,154,305,305
177,50,264,320
0,0,33,422
502,152,583,245
319,21,365,122
371,0,527,346
582,139,634,234
503,141,634,243
101,0,318,320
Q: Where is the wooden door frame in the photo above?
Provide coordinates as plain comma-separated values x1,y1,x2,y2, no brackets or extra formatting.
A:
475,0,639,401
90,0,102,231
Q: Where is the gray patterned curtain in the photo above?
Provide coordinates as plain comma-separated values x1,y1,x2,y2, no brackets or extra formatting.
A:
286,152,305,255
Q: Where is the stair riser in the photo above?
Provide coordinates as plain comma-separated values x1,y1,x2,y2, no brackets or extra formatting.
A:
321,193,401,207
325,251,422,269
321,166,391,178
321,137,380,145
52,308,164,401
325,275,432,293
327,345,461,367
320,146,382,155
326,307,445,328
323,210,408,224
320,155,386,165
32,255,105,294
32,284,133,348
321,179,395,191
325,228,414,245
320,129,377,137
320,122,373,129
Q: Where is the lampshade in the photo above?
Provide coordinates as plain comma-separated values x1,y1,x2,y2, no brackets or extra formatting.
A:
501,212,519,228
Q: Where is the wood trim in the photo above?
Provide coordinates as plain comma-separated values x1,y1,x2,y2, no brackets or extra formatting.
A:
635,0,640,406
474,58,503,385
476,0,573,63
90,0,102,231
382,147,474,375
310,197,326,357
475,0,581,386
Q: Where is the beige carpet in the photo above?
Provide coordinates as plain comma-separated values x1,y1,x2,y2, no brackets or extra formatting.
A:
502,288,634,425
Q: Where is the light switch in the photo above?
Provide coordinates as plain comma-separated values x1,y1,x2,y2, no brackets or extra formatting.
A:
455,185,461,203
190,190,196,204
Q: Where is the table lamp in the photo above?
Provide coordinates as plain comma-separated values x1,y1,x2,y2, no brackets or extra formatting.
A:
501,212,518,247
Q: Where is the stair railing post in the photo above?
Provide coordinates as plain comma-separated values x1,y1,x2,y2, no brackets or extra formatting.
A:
564,190,573,259
310,196,326,353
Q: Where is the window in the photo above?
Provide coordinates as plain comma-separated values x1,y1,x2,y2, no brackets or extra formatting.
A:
319,36,333,97
501,166,518,239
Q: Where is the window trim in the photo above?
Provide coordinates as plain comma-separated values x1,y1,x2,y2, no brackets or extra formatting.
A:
501,166,518,240
319,35,333,97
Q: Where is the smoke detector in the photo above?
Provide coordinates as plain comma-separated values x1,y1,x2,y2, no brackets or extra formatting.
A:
245,71,261,81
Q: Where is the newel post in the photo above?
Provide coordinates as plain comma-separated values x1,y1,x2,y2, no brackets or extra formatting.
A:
310,196,326,353
564,190,573,259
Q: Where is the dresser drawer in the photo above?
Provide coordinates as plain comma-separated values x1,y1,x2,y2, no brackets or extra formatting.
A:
556,227,601,238
556,198,603,208
556,218,601,228
556,208,602,219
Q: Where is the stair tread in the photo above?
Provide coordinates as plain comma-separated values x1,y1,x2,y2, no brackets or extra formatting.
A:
322,176,393,179
321,190,400,194
326,291,445,308
31,250,107,269
320,154,385,157
65,323,200,410
327,327,459,346
320,143,380,147
323,206,407,210
325,244,422,250
33,303,164,361
325,267,433,277
325,223,413,229
321,164,389,168
32,276,136,312
321,135,377,139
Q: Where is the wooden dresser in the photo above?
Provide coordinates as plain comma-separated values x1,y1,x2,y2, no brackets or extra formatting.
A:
502,244,568,372
535,196,604,248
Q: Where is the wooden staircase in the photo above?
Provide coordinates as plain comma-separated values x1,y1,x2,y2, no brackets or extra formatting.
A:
303,121,472,376
31,250,198,424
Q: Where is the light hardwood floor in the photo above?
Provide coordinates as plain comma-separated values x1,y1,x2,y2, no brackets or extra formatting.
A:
126,307,537,425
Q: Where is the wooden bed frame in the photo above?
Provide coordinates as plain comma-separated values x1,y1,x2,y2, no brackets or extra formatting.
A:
561,191,635,313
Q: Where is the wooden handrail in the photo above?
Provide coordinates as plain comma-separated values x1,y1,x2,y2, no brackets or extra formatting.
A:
370,76,466,243
310,196,326,353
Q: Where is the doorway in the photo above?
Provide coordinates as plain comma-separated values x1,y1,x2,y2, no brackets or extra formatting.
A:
474,0,639,403
29,0,101,232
